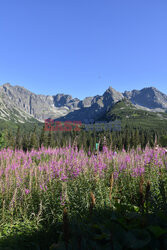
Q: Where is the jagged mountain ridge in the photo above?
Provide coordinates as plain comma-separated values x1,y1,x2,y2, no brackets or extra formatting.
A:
0,84,124,122
123,87,167,111
101,98,167,131
0,83,167,123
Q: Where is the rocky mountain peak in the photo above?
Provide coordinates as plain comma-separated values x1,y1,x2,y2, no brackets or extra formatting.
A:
0,83,167,123
103,86,124,104
123,87,167,109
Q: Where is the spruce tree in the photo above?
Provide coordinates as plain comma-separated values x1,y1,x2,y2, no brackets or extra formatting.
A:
15,126,21,149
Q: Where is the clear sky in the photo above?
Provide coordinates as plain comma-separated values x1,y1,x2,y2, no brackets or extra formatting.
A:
0,0,167,99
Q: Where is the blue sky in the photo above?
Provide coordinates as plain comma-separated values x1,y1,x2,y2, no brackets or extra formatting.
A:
0,0,167,99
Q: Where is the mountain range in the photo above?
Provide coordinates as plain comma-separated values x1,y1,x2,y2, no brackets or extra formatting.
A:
0,83,167,125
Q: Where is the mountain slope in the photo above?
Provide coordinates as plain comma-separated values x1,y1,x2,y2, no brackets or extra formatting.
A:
0,83,124,122
0,83,76,120
53,87,124,121
101,99,167,130
0,83,167,127
123,87,167,111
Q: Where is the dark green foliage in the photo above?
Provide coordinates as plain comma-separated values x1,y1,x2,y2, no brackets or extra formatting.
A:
15,126,21,149
1,123,167,152
29,126,39,150
1,206,167,249
0,130,7,149
160,135,167,147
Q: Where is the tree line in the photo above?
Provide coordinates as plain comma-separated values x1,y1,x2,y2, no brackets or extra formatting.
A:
0,124,167,151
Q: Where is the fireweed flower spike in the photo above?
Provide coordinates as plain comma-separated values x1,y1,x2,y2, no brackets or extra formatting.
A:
0,145,166,229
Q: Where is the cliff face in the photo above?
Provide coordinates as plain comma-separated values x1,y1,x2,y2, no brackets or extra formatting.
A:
0,84,124,121
123,87,167,110
0,83,166,123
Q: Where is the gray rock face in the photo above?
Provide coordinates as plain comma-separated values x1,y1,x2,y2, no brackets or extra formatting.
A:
0,84,124,122
0,83,82,120
103,87,124,110
0,83,167,123
53,94,80,108
46,87,124,121
123,87,167,110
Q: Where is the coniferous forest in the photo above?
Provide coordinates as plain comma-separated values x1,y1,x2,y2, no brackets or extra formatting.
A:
1,124,167,151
